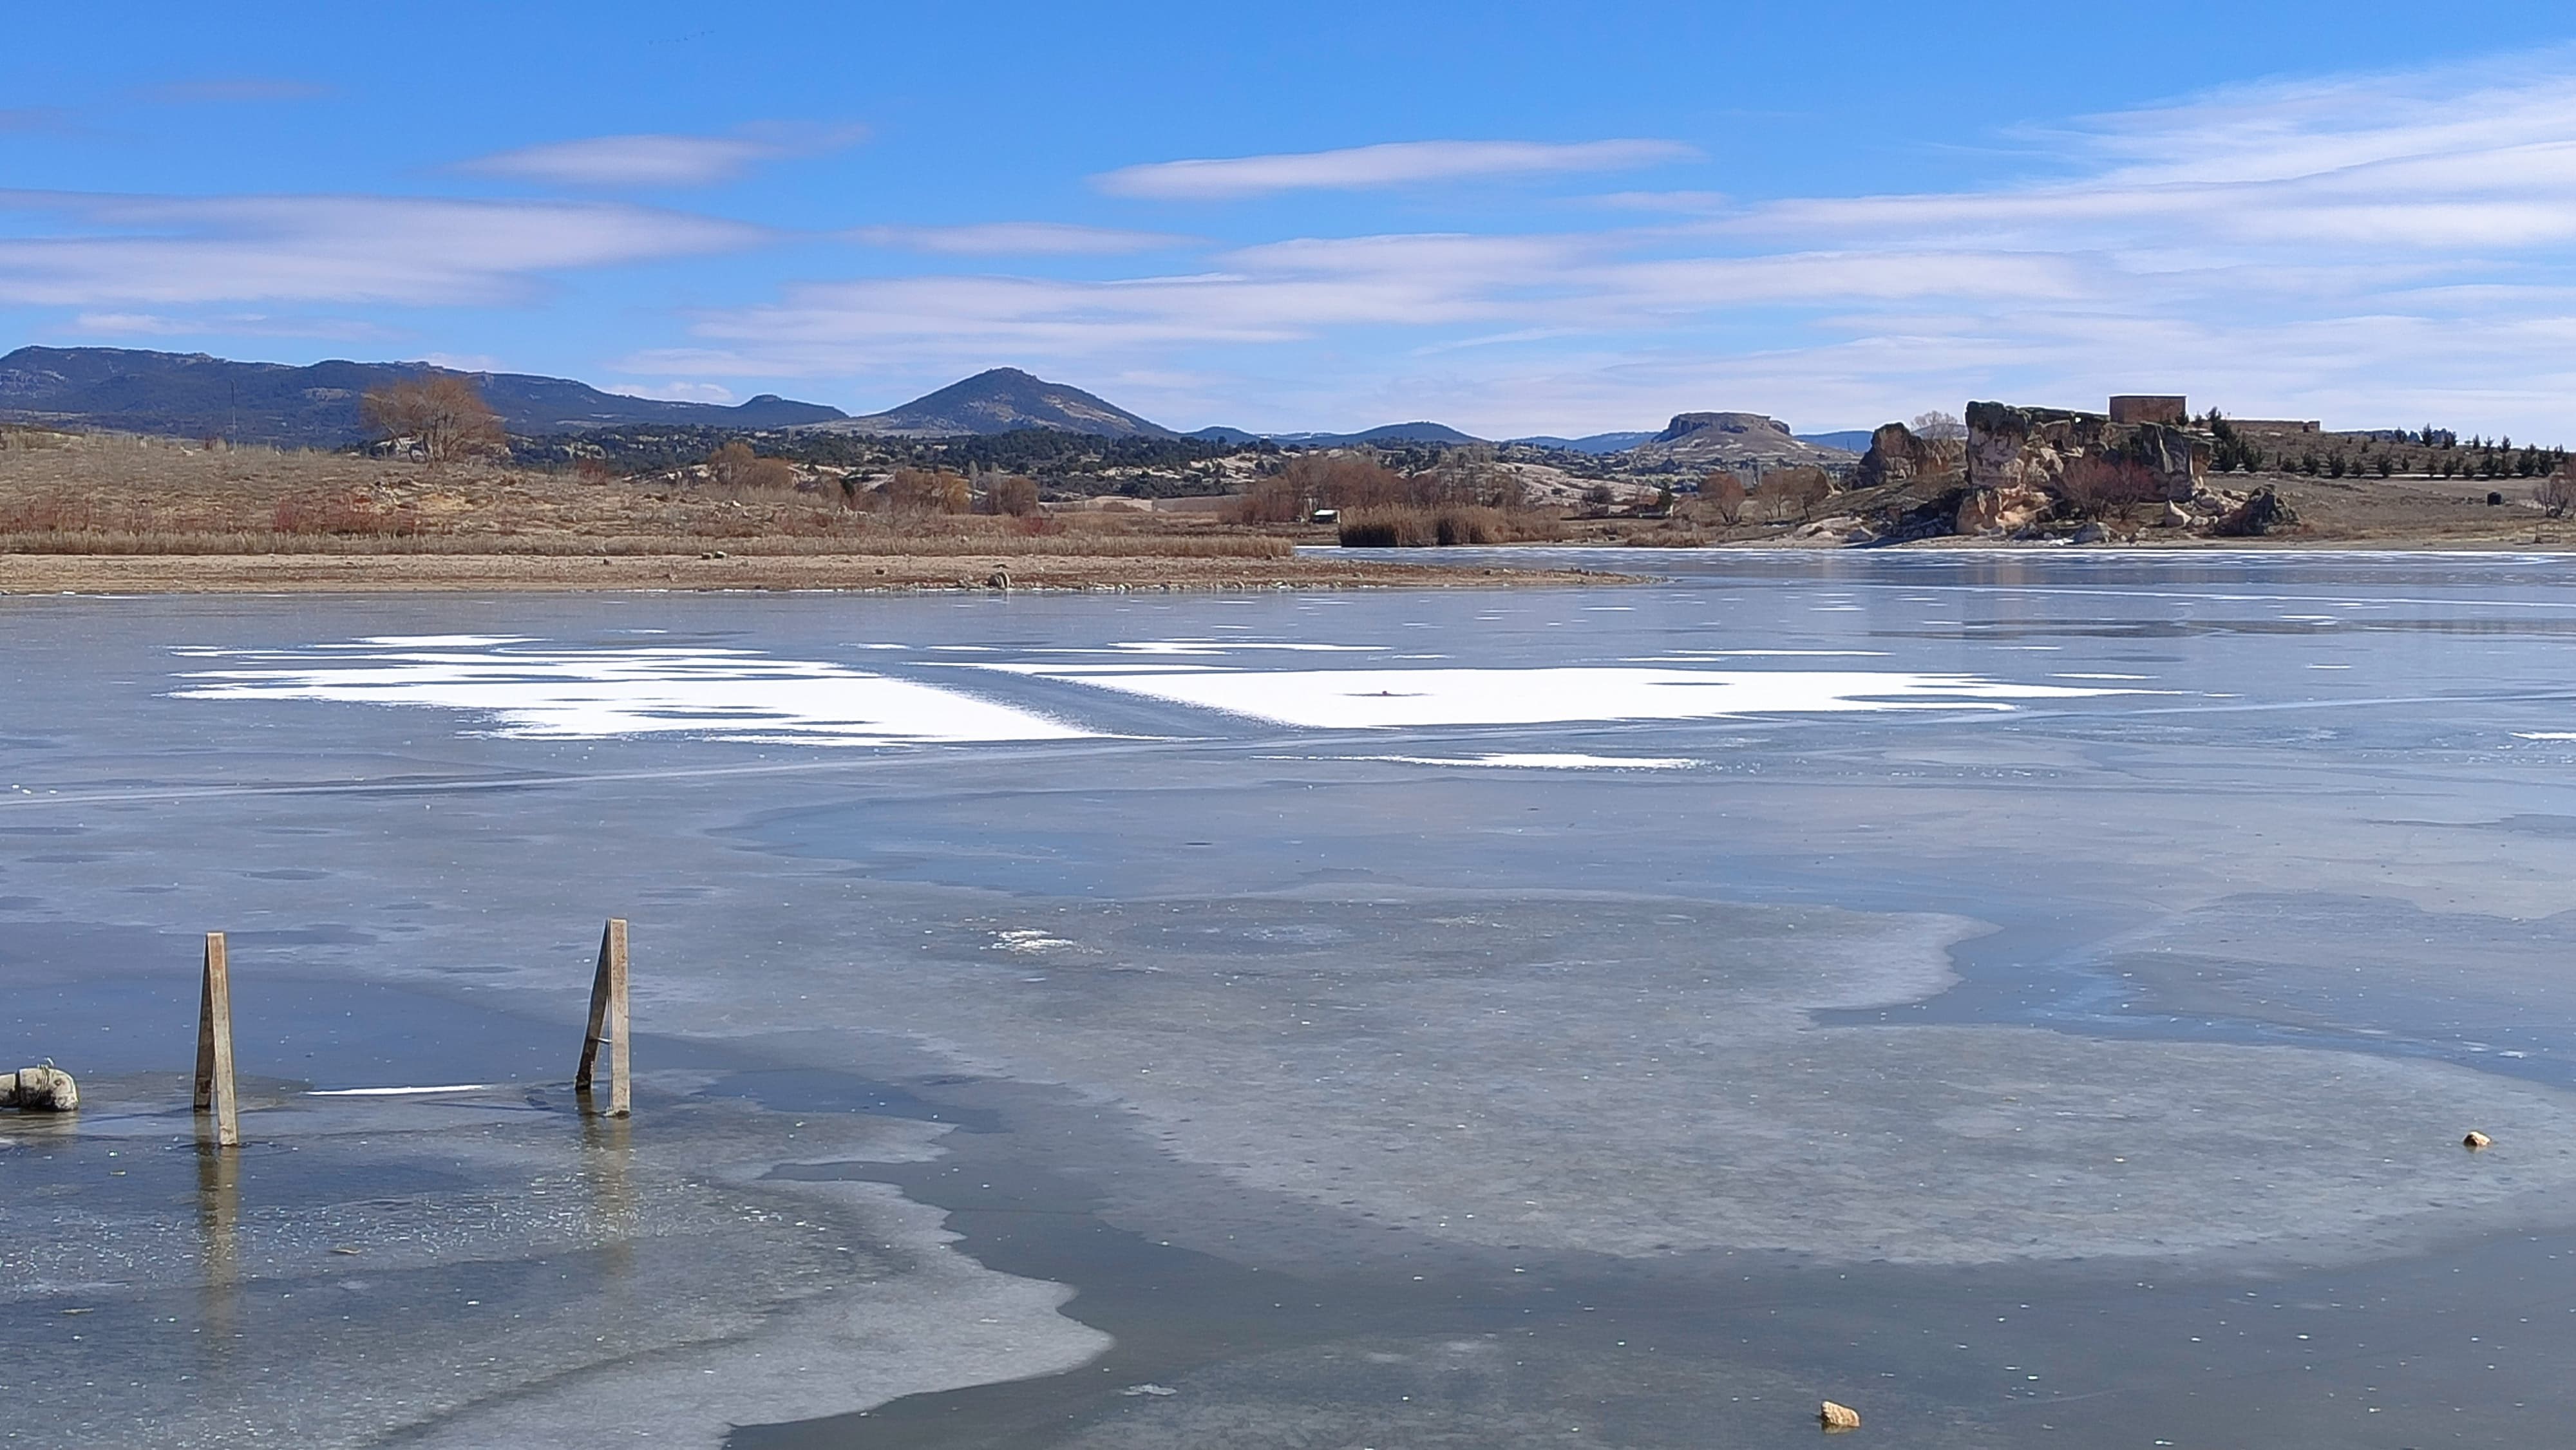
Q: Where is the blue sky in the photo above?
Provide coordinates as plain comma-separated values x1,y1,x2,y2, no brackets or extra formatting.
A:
7,1,2576,438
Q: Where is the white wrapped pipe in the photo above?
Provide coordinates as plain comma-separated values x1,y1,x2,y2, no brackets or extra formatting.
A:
0,1064,79,1111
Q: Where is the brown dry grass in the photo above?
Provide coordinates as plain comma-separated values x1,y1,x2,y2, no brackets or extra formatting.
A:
0,430,1291,561
0,429,1645,592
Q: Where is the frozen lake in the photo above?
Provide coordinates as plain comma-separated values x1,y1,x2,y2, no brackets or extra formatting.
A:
12,550,2576,1447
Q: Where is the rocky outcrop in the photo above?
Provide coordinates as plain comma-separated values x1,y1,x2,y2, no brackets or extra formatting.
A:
1852,422,1965,489
2211,485,2298,537
1954,401,2213,535
1955,482,2051,534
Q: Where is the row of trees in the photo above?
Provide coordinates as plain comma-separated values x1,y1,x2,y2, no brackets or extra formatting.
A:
1696,466,1834,525
1231,451,1532,523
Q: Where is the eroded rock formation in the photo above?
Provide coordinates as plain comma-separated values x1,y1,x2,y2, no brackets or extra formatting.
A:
1852,422,1965,490
1956,402,2211,536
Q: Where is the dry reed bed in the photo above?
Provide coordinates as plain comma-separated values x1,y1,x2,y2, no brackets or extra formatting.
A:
0,527,1293,558
1336,504,1568,548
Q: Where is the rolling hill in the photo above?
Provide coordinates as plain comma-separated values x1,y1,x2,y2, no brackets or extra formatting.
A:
0,346,845,446
821,367,1173,438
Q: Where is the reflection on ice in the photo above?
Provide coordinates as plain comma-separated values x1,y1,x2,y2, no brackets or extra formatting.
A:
1323,753,1699,770
171,638,1094,746
981,664,2134,729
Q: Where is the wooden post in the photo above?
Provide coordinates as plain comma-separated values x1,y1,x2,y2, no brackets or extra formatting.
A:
193,931,239,1147
575,918,630,1117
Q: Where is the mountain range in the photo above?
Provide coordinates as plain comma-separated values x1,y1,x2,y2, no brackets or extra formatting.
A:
0,346,846,446
0,345,1866,458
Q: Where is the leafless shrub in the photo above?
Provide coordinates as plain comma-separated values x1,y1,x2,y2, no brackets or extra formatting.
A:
704,440,797,491
2060,454,2160,522
989,474,1041,516
887,467,971,514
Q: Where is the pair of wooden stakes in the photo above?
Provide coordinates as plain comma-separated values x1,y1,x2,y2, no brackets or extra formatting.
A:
191,918,632,1147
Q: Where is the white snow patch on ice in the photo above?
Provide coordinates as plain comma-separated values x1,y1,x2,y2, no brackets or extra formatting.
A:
172,639,1094,746
975,664,2135,730
306,1084,495,1097
988,929,1084,954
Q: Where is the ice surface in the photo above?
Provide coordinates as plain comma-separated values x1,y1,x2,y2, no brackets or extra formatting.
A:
20,556,2576,1445
1,1088,1104,1449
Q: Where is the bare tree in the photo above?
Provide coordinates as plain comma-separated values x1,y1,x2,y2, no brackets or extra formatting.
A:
2536,471,2575,519
991,474,1041,517
1910,410,1967,441
1768,466,1833,523
1702,469,1747,526
360,375,506,464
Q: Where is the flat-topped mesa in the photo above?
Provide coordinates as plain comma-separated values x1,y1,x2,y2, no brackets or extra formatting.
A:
1653,411,1794,444
1632,411,1859,473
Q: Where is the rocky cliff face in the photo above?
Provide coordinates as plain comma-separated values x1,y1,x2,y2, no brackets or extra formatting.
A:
1958,402,2210,535
1853,422,1965,489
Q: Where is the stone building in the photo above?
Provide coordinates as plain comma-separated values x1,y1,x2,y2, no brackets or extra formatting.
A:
2108,395,2188,426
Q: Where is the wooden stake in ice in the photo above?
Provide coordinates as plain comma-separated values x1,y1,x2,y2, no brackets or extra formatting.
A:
574,918,630,1117
193,931,240,1147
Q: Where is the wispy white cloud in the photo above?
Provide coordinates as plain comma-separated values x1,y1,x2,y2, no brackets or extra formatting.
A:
70,310,397,341
607,380,736,404
1587,190,1733,214
847,221,1189,255
0,106,77,134
1094,138,1700,200
668,50,2576,437
1734,55,2576,254
460,124,866,188
651,232,2094,387
0,191,762,306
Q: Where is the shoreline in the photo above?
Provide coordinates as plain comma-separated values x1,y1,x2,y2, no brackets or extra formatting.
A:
0,551,1638,594
6,531,2571,597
